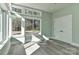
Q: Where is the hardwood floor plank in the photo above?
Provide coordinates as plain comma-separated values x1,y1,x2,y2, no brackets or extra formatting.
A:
32,40,79,55
8,38,79,55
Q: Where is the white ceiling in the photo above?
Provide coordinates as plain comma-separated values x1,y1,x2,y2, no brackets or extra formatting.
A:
14,3,73,13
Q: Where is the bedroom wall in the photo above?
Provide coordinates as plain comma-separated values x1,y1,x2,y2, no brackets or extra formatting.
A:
41,11,52,37
52,4,79,44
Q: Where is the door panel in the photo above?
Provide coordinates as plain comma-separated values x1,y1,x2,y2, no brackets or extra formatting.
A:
54,15,72,43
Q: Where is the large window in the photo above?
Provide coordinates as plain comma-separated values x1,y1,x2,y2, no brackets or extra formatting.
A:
11,4,42,35
0,9,9,43
25,18,40,33
12,17,21,35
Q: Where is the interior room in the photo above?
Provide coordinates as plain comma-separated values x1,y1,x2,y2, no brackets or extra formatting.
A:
0,3,79,55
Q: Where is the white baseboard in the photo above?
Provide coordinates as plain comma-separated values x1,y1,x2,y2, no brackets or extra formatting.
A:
69,42,79,47
48,36,58,39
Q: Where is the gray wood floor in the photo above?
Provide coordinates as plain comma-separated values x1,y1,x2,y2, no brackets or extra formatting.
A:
8,37,26,55
8,38,79,55
32,39,79,55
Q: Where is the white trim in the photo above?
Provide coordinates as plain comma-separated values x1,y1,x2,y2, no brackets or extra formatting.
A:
21,17,25,36
70,42,79,47
8,17,12,38
6,14,9,41
25,16,41,20
0,11,2,42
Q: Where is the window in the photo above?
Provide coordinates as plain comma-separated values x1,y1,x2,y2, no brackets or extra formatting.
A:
25,18,40,33
25,9,33,16
25,9,28,14
11,4,42,36
34,20,40,31
12,7,22,14
25,19,33,31
11,4,42,17
12,17,21,35
25,8,41,17
28,10,33,15
33,11,41,17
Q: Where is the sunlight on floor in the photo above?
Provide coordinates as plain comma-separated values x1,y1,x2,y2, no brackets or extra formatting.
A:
43,35,49,40
24,34,49,55
32,35,41,42
24,42,40,55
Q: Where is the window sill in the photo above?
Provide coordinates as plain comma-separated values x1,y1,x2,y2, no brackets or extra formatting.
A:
12,34,25,43
12,34,24,38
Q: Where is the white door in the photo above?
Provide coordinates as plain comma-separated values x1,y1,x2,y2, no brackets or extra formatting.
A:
54,15,72,43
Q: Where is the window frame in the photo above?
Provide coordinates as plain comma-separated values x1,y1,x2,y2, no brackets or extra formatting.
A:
0,9,9,44
0,9,2,42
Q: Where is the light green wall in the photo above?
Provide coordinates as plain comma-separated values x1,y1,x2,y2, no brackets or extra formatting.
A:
52,4,79,44
41,12,52,37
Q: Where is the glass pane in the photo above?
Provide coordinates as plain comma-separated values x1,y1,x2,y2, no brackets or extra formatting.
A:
25,9,28,14
33,11,41,17
33,11,38,15
34,20,40,31
12,17,21,35
37,12,41,16
25,18,33,31
12,7,22,13
28,10,32,15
